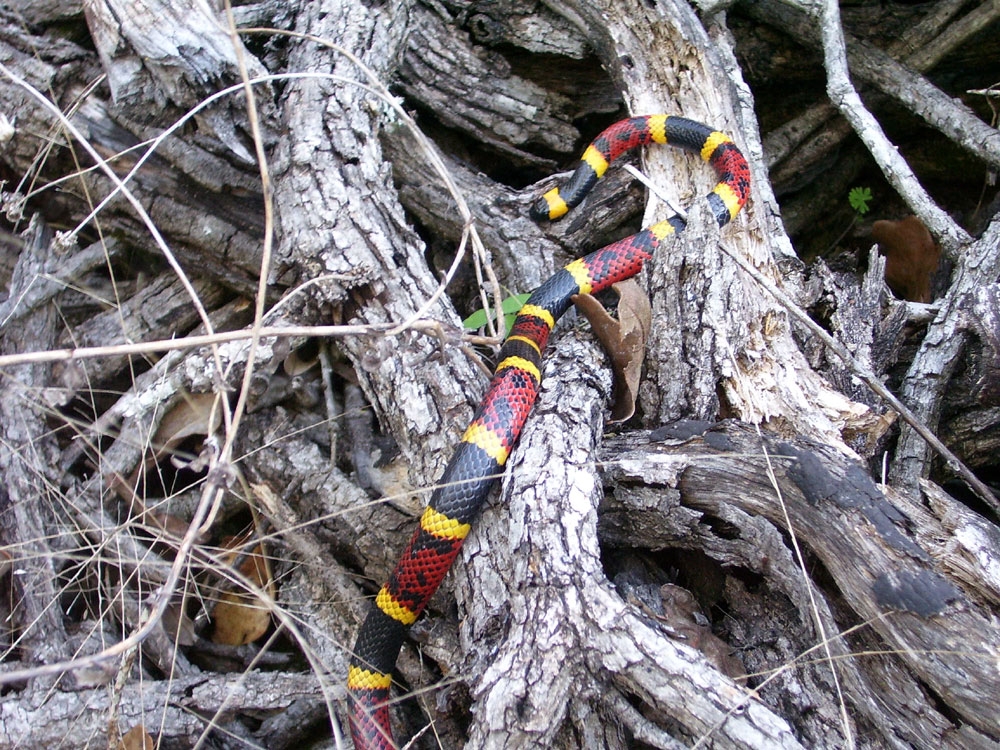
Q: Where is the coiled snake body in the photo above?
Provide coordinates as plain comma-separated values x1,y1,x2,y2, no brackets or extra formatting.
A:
347,115,751,749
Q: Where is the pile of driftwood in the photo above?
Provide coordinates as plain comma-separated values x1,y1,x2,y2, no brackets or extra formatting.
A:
1,0,999,748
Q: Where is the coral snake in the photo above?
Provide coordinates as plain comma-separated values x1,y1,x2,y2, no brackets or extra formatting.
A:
347,115,751,749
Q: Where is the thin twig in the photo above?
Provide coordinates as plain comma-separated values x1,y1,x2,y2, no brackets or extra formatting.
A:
756,427,855,750
200,0,278,536
690,616,887,749
0,320,493,370
622,163,687,219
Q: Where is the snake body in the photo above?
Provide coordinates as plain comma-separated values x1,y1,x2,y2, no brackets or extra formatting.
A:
347,115,750,750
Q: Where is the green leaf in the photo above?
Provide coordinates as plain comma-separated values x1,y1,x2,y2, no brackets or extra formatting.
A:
463,293,531,331
462,308,490,330
848,186,873,215
501,293,531,314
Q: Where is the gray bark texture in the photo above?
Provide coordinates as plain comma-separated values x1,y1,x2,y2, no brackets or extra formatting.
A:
0,0,998,748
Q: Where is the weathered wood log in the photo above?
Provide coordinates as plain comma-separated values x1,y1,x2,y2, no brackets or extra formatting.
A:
0,8,267,298
0,669,324,748
0,218,72,671
602,421,1000,743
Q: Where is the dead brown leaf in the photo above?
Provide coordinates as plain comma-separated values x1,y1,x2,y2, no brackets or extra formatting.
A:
118,725,154,750
151,392,221,461
572,278,652,422
211,538,274,646
872,215,940,303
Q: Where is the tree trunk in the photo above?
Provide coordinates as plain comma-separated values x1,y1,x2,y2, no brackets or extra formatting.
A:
0,0,998,748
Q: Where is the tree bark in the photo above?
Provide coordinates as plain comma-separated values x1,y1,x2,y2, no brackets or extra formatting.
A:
0,0,998,748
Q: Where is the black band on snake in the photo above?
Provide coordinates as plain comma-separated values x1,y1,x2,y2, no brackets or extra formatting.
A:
347,114,751,749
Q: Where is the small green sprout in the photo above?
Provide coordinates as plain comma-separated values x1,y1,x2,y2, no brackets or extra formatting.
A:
848,186,873,215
